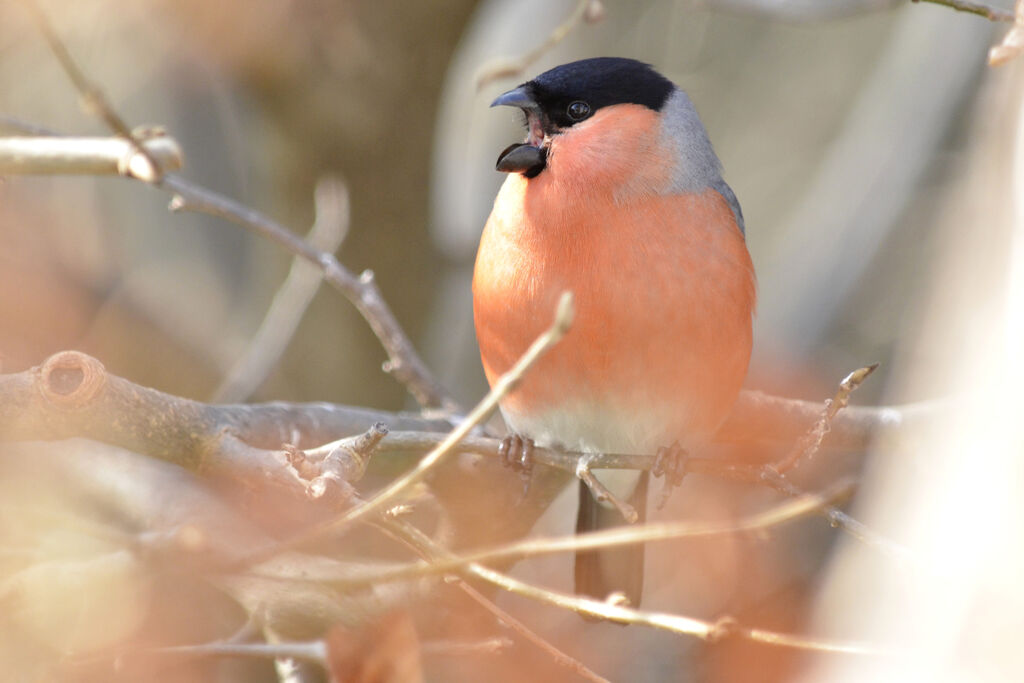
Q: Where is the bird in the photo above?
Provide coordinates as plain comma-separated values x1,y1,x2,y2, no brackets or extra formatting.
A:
472,57,755,610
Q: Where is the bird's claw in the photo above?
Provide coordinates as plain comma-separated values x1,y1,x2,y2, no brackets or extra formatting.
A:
498,434,535,499
652,441,689,510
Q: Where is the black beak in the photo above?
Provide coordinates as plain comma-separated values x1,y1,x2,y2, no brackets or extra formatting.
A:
495,143,546,177
490,85,539,112
492,85,546,177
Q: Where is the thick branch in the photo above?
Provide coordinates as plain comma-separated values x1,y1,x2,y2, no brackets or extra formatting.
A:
0,351,450,470
0,135,183,177
0,351,932,470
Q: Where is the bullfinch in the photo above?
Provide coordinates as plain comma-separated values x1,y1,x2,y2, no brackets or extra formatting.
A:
473,57,755,608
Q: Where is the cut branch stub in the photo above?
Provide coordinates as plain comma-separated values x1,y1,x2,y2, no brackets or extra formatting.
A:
36,351,107,408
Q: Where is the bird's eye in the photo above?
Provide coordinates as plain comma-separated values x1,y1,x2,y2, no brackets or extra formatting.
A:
566,101,591,121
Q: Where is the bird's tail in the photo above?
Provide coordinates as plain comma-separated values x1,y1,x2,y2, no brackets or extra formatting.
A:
574,470,648,609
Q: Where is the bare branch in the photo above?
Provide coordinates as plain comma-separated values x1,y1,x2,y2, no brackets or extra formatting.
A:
576,456,638,523
0,114,61,136
773,363,878,474
18,0,166,181
324,479,855,588
915,0,1016,22
161,173,455,410
213,176,351,402
381,517,887,655
16,0,454,411
703,0,1013,22
373,518,610,683
755,467,911,561
475,0,605,90
0,351,935,470
0,135,183,177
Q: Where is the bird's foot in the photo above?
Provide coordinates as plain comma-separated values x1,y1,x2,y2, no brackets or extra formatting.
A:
652,441,689,510
498,433,535,499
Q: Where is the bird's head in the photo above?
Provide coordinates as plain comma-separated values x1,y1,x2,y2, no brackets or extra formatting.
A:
490,57,675,180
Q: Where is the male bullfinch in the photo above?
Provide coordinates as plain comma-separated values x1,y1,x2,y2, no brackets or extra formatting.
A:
473,58,755,608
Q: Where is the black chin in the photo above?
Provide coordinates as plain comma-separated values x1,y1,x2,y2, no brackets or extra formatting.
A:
495,143,547,178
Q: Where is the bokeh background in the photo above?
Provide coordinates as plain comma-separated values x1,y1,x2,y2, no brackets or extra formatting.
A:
2,0,1023,681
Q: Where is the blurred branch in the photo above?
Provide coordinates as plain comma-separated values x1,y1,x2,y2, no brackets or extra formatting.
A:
439,578,608,683
212,176,350,403
754,467,911,561
701,0,901,20
0,114,61,136
474,0,605,90
17,0,456,412
988,0,1024,64
703,0,1013,22
160,174,456,411
18,0,165,182
329,479,855,588
382,516,886,654
146,636,513,663
374,516,610,683
915,0,1016,22
0,134,182,177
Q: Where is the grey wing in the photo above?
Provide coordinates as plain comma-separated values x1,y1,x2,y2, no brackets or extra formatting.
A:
712,177,745,236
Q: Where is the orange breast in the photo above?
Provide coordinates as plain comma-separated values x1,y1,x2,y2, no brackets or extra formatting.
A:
473,170,755,450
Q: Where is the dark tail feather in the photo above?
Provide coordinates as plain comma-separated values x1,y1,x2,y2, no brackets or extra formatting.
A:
574,471,648,610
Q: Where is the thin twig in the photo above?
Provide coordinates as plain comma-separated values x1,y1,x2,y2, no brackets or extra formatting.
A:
318,480,854,588
18,0,166,181
374,519,609,683
0,114,61,136
576,456,639,523
162,174,455,410
988,0,1024,65
382,517,886,655
213,176,350,402
914,0,1016,22
475,0,605,90
19,0,455,411
772,364,878,474
756,468,911,562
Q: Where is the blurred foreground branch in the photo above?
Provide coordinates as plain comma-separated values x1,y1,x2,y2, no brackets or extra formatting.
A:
212,176,350,403
382,515,885,654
